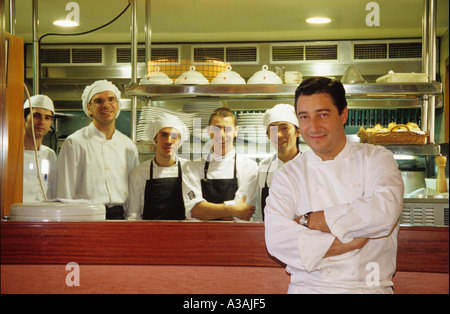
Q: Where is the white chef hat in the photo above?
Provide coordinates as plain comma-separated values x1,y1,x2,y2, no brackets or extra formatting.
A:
263,104,299,130
81,80,121,118
23,95,55,115
147,113,190,144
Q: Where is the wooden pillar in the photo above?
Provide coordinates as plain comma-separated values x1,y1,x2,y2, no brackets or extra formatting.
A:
1,33,24,217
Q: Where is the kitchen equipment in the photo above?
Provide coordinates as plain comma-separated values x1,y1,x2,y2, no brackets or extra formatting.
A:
341,65,365,83
247,65,283,84
174,66,209,85
435,155,448,193
401,170,426,195
9,201,106,222
376,71,428,83
285,71,302,84
211,66,246,85
140,66,173,85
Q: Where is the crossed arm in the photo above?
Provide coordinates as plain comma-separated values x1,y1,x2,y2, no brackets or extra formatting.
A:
295,211,369,258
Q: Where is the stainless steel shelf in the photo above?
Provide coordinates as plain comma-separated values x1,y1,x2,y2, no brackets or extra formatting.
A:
383,144,441,156
125,82,442,99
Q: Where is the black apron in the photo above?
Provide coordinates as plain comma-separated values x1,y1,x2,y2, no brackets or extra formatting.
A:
200,153,238,204
260,155,277,221
142,160,186,220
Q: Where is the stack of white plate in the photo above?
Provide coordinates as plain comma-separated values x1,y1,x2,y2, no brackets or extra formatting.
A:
236,112,268,143
137,106,197,142
182,102,223,129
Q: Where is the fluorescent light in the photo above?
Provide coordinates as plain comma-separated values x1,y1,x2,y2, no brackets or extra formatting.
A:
53,20,79,27
306,17,332,24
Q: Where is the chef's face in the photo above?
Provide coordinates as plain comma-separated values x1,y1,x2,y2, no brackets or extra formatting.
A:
154,127,181,160
87,91,119,125
267,122,300,155
296,93,348,161
24,108,53,139
208,115,238,156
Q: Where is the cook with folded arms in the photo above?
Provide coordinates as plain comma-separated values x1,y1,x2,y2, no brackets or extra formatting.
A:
23,95,58,202
183,107,258,221
126,113,189,220
57,80,139,219
256,104,301,221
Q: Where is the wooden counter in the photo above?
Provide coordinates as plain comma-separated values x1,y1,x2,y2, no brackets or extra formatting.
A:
1,221,448,294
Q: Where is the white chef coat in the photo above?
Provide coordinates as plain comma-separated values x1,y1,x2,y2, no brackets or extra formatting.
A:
125,157,189,220
183,149,259,220
264,140,404,293
56,123,139,206
254,154,285,221
23,145,57,202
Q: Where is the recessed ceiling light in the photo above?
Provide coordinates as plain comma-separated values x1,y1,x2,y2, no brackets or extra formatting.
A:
53,20,79,27
306,17,332,24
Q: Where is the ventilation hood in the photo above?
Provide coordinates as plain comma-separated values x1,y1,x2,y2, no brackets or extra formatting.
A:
25,39,428,104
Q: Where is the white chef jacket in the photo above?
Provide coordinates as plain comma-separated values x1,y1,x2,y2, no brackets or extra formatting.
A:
254,154,286,221
264,140,404,293
56,123,139,206
183,149,259,220
125,157,189,220
23,145,57,202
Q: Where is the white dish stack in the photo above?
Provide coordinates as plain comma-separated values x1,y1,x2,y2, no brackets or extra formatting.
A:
137,106,197,142
236,112,268,143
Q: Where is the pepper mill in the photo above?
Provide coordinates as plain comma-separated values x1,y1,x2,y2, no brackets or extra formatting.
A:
435,155,447,193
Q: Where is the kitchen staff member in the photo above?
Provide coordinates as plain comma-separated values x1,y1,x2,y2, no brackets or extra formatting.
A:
256,104,301,221
183,107,258,221
126,113,189,220
56,80,139,219
23,95,57,202
265,77,404,293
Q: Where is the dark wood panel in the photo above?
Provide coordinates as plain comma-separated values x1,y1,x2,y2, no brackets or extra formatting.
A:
1,222,448,273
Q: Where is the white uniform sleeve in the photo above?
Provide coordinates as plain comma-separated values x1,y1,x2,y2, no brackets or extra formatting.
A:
125,164,145,220
56,137,80,199
264,169,335,272
229,157,259,206
182,160,206,219
46,149,58,200
324,148,404,240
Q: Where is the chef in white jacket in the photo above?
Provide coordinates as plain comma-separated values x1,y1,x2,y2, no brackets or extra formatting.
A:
23,95,57,202
264,77,404,294
183,107,258,221
57,80,139,219
126,113,189,220
256,104,301,221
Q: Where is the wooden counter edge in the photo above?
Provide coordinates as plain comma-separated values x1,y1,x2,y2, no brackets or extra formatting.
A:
1,221,448,273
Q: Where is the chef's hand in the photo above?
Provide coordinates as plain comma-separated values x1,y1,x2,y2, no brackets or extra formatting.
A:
230,195,256,221
323,237,370,258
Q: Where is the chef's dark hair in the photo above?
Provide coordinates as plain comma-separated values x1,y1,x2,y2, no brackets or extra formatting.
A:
208,107,237,126
294,77,347,115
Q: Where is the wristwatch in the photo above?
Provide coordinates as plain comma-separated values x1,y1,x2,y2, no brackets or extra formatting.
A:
299,212,312,228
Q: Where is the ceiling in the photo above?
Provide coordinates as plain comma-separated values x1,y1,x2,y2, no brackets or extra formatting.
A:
7,0,450,44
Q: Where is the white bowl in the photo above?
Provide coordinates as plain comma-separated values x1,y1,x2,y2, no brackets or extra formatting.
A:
248,65,283,85
211,66,246,85
140,66,173,85
9,202,106,222
174,66,209,85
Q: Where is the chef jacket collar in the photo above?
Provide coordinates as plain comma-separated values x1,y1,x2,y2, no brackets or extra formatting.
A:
207,148,236,162
152,156,179,168
308,138,350,163
88,122,116,140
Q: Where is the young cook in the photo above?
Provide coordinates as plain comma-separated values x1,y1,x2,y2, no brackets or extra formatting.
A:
57,80,139,219
126,113,189,220
183,107,258,221
23,95,58,202
256,104,301,221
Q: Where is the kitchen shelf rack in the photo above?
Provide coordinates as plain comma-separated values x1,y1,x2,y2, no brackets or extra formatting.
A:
125,82,442,100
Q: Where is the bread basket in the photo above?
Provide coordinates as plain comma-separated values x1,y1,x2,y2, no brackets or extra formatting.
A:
357,124,429,145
